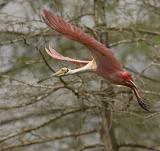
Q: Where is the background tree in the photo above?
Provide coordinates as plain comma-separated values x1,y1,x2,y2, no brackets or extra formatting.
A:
0,0,160,151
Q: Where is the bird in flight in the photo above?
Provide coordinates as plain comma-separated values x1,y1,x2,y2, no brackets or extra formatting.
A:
41,9,149,111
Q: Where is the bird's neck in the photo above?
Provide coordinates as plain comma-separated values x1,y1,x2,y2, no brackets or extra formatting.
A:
68,59,97,74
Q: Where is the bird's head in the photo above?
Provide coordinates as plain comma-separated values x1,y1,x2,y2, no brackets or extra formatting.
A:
54,67,70,76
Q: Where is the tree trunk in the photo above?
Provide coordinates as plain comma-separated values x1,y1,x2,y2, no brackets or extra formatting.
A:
93,1,118,151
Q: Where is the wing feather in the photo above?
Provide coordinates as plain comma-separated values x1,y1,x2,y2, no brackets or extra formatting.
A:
45,45,89,67
42,9,123,70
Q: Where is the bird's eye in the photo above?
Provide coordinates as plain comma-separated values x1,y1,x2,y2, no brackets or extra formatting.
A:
65,68,69,73
61,68,69,73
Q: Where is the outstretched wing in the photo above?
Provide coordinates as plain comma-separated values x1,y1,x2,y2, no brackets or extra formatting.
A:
42,9,123,71
45,45,89,67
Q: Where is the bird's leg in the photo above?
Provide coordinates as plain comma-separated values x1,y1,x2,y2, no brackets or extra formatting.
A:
131,86,150,112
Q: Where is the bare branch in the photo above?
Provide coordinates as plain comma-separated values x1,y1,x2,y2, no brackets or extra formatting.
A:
0,129,98,151
0,106,96,143
119,143,160,151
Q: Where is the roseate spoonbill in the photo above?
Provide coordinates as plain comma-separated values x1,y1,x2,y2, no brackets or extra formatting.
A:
41,9,149,111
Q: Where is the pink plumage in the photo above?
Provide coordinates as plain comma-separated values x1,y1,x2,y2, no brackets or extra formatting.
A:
45,45,89,67
42,9,150,111
42,9,123,71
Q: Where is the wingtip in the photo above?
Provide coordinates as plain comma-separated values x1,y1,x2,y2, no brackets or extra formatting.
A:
44,47,50,57
45,45,62,59
42,8,49,15
41,9,52,20
48,44,56,54
42,9,55,17
41,9,47,21
48,44,52,51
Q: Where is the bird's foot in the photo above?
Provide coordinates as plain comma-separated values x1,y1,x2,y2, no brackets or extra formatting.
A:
138,98,150,112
